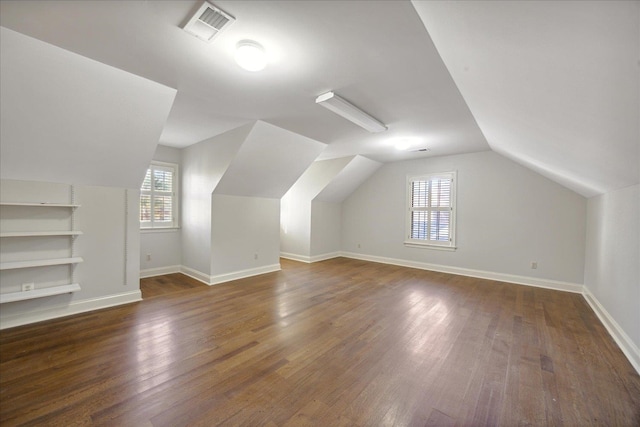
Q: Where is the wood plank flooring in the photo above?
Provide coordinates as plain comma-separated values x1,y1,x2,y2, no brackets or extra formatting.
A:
140,272,207,299
1,257,639,426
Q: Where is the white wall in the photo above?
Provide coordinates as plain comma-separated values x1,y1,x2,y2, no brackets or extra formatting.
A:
180,126,249,278
281,195,311,257
280,158,352,260
310,200,342,258
584,184,639,368
0,179,141,328
210,121,324,277
211,195,281,282
140,145,182,276
342,151,587,284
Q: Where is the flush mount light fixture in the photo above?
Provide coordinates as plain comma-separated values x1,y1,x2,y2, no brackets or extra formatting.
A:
394,139,412,150
235,40,267,71
315,92,387,133
392,138,430,152
393,137,419,150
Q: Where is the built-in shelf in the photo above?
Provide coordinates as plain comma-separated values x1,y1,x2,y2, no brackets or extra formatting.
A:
0,231,83,237
0,195,82,304
0,202,80,208
0,283,81,304
0,257,84,271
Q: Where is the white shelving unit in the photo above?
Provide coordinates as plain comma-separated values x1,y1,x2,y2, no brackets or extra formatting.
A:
0,198,82,303
1,231,83,237
0,202,81,208
0,257,84,271
0,283,81,304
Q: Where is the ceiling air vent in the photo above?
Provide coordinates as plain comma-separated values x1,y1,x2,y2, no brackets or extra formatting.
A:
183,2,235,43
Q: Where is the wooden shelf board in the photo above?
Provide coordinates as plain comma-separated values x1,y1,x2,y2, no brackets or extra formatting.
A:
0,257,84,270
0,283,81,303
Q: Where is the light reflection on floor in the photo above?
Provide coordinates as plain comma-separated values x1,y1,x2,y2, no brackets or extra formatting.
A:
403,287,451,358
133,318,177,393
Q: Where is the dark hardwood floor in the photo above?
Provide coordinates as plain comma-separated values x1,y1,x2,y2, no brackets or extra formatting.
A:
140,272,207,299
1,258,639,426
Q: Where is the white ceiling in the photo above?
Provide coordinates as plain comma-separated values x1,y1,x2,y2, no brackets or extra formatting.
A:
0,0,488,165
0,27,176,189
213,121,325,198
0,0,637,197
315,156,383,203
412,0,639,197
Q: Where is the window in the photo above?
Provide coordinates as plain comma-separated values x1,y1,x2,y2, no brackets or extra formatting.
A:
406,172,456,250
140,161,178,229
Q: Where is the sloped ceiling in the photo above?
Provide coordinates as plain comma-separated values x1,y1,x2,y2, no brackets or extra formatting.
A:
0,0,488,165
285,157,355,202
412,0,639,197
0,27,176,189
283,155,382,204
315,156,383,203
213,121,326,198
181,123,252,194
0,1,636,198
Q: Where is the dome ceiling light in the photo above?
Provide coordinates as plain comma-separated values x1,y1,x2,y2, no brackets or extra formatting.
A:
235,40,267,72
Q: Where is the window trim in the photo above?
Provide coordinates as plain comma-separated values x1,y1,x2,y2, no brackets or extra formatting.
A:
404,171,457,251
140,160,179,230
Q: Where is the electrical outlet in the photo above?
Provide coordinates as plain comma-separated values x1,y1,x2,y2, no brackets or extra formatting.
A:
254,253,258,260
357,243,361,249
22,283,35,292
146,254,151,261
531,261,538,269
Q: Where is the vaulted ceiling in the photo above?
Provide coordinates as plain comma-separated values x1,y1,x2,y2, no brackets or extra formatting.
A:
412,0,639,197
0,0,637,197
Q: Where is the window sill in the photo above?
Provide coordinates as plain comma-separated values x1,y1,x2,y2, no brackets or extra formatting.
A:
141,227,181,234
404,241,457,251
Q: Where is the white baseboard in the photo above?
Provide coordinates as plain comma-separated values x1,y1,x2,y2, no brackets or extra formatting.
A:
310,252,342,263
340,252,583,293
210,264,281,285
280,252,311,263
0,290,141,330
179,265,211,285
140,265,181,278
280,251,346,264
179,264,282,286
582,288,640,374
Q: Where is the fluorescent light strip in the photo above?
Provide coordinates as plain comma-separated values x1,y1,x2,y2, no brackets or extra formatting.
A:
315,92,387,133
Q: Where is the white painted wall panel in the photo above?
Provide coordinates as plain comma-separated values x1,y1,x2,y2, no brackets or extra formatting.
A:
342,151,587,283
310,201,342,257
280,195,311,258
211,195,281,276
180,126,249,276
280,158,352,259
585,184,640,349
140,230,181,272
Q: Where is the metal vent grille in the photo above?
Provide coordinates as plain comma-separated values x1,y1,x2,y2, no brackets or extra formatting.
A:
183,2,235,43
199,7,230,30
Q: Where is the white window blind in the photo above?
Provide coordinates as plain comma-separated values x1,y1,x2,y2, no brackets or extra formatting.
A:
406,172,456,249
140,162,178,229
